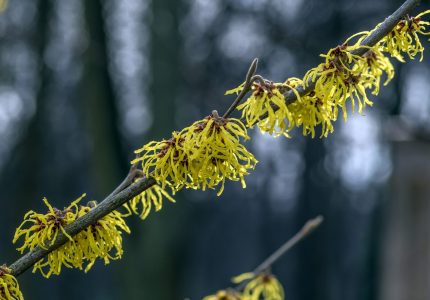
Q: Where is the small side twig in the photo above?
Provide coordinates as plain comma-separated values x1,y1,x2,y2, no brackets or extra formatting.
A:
108,156,144,198
222,58,259,118
253,215,323,274
234,215,324,291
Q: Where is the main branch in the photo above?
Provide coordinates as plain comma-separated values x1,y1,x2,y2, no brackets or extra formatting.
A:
8,0,422,278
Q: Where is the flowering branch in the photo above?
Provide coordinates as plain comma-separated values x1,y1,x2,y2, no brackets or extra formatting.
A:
280,0,421,107
6,0,423,282
9,174,156,276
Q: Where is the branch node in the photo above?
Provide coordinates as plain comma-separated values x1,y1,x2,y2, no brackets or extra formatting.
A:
222,58,260,118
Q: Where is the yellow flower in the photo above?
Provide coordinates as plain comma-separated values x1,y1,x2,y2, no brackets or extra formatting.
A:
133,131,193,193
336,73,374,118
31,241,82,278
122,184,175,220
73,203,131,273
304,32,369,87
225,82,246,96
0,265,23,300
0,0,7,13
355,45,394,95
203,290,242,300
233,272,284,300
13,195,82,251
183,111,257,196
227,80,298,137
297,34,379,137
133,113,256,196
304,43,368,99
13,195,84,277
380,10,430,62
13,195,130,277
288,90,336,138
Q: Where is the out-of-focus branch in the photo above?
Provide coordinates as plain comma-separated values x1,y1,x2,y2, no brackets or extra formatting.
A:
8,0,420,278
253,215,323,274
234,216,323,292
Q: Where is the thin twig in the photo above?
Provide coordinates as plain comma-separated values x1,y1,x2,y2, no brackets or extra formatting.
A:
107,160,143,199
234,216,323,292
222,58,259,118
7,0,420,278
253,215,323,274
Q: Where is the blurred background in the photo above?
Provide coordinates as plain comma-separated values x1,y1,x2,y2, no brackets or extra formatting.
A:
0,0,430,299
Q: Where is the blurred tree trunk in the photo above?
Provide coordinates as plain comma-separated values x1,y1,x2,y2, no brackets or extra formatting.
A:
1,0,52,298
120,0,187,299
293,4,342,299
140,0,183,297
294,139,330,300
46,2,132,299
82,0,125,197
3,0,50,211
380,140,430,300
147,1,180,140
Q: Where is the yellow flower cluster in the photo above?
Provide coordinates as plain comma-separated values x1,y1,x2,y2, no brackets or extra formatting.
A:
133,111,257,196
288,89,336,137
294,33,382,137
303,35,376,116
230,10,430,138
204,272,285,300
73,203,130,273
134,131,189,192
0,266,23,300
13,195,130,277
234,272,284,300
296,11,429,136
229,74,341,138
381,10,430,62
13,196,83,253
123,184,175,220
226,80,295,137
